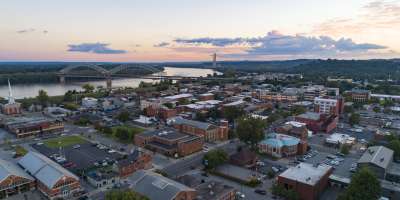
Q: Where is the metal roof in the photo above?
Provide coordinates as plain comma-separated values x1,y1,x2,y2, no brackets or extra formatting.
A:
0,159,34,183
18,151,79,189
358,146,394,169
130,170,195,200
172,117,214,130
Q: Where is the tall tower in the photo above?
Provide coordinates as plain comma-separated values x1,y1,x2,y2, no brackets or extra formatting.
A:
212,53,217,68
7,79,15,104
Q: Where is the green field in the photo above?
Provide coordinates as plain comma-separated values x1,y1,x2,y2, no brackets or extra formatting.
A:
44,135,87,148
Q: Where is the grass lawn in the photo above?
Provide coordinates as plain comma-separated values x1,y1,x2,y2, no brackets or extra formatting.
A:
108,125,146,143
44,135,87,148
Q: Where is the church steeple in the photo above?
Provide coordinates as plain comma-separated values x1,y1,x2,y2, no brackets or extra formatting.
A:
8,79,15,104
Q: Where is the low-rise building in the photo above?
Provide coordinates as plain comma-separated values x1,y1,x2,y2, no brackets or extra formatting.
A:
130,170,196,200
86,169,120,189
82,97,98,108
18,152,81,200
278,163,333,200
325,133,356,147
4,117,64,138
135,128,203,157
112,151,152,178
171,117,229,142
195,181,236,200
198,93,214,101
348,89,371,103
295,112,338,133
258,133,301,158
0,159,35,199
229,148,258,168
358,146,394,179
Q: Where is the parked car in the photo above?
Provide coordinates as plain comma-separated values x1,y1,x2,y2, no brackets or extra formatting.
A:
254,189,267,195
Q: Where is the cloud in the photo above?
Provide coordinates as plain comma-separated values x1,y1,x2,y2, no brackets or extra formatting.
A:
16,28,35,34
172,31,386,57
43,30,48,34
314,0,400,35
153,42,170,47
67,43,127,54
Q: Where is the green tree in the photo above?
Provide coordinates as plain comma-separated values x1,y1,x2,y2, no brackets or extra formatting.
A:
115,127,131,141
177,98,190,106
338,167,381,200
290,105,306,116
349,113,360,126
223,106,245,122
344,105,354,113
82,83,95,93
37,89,49,107
388,139,400,161
64,90,74,102
105,189,149,200
117,111,130,122
372,106,381,113
203,149,228,170
236,116,267,150
340,145,350,155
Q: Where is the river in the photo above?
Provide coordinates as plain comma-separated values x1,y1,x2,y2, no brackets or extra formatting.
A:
0,67,220,99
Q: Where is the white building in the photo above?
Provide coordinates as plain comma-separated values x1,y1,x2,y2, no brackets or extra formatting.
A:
82,97,98,108
314,97,338,115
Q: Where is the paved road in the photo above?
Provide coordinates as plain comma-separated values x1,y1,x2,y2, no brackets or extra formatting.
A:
162,140,239,177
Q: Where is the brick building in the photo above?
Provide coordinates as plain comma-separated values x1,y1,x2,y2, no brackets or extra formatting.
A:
198,93,215,101
113,151,152,178
277,163,333,200
0,159,35,199
135,128,203,157
171,117,229,142
348,89,371,103
258,133,301,158
4,117,64,138
18,152,81,200
295,112,338,133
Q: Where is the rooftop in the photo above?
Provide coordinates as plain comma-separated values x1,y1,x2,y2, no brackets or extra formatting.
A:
140,128,189,141
279,162,332,186
297,112,321,121
130,170,195,200
358,146,394,169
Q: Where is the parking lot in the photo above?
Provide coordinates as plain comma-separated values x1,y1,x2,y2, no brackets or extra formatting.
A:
32,141,123,173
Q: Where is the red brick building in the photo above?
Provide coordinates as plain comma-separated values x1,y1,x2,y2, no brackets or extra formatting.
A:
159,107,177,120
113,151,152,178
198,93,215,101
18,152,81,200
277,163,333,200
172,117,229,142
0,159,35,199
4,117,64,139
135,129,203,157
295,112,338,134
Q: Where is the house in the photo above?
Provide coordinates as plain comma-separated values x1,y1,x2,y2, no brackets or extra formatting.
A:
18,152,81,200
171,117,229,142
86,169,120,189
295,112,338,133
112,151,152,178
0,159,35,199
358,146,394,179
135,128,203,157
230,148,258,168
278,163,333,200
258,133,301,158
130,170,196,200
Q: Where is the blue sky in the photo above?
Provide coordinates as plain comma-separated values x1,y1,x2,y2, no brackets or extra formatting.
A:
0,0,399,61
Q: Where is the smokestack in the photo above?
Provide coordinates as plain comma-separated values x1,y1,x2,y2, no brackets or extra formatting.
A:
212,53,217,68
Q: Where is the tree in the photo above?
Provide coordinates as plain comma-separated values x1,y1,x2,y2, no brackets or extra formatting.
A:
115,127,131,141
349,113,360,126
105,189,149,200
338,167,381,200
372,106,381,113
117,111,130,122
344,105,354,113
340,145,350,155
290,105,306,116
223,106,245,122
177,98,190,106
236,116,267,150
203,149,228,170
388,139,400,161
82,83,95,93
64,90,74,102
37,89,49,107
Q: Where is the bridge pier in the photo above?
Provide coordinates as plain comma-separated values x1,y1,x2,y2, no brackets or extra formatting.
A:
59,76,66,84
106,78,112,90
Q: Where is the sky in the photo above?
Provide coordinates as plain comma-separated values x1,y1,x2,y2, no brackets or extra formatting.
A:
0,0,399,62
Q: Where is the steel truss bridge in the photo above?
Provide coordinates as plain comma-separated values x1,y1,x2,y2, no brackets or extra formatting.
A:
57,63,227,89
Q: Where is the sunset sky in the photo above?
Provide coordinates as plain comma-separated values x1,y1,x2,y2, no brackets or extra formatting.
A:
1,0,399,62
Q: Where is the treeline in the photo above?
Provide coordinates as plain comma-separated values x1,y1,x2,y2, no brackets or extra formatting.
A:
0,62,164,85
